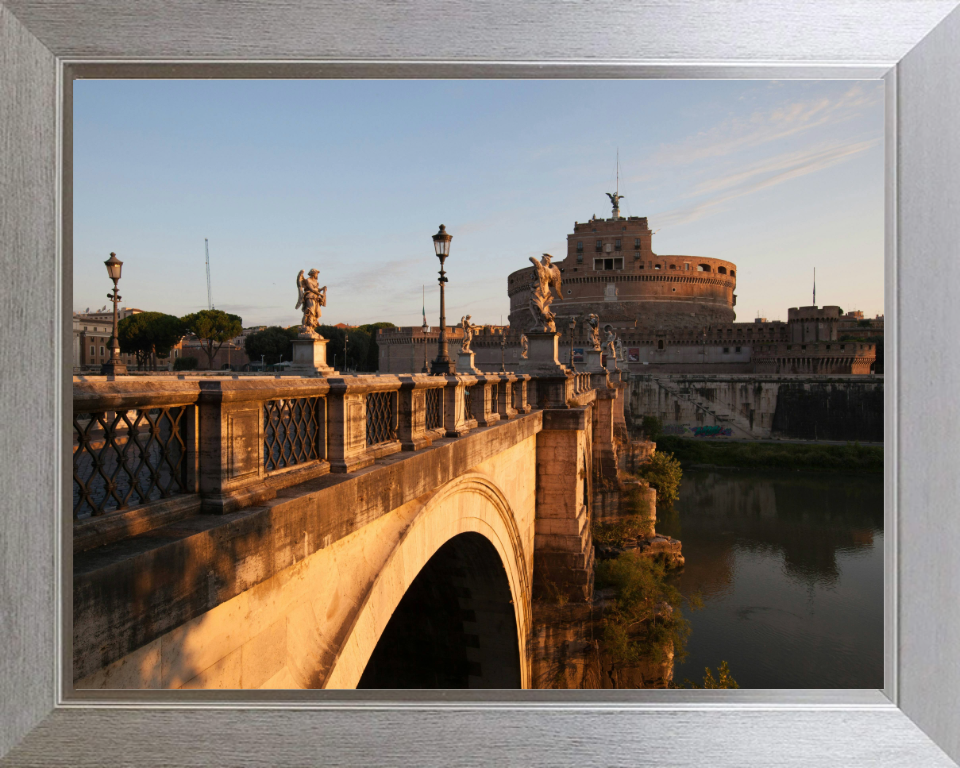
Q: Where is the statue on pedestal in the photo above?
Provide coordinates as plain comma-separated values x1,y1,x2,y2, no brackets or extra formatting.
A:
615,336,625,362
459,315,478,353
604,328,617,361
520,334,529,359
586,314,602,351
295,269,327,339
528,253,563,332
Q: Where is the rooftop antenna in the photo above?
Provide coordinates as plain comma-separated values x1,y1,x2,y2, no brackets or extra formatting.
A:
813,267,816,306
205,238,213,310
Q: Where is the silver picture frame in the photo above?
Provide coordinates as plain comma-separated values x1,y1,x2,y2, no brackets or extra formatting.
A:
2,1,959,764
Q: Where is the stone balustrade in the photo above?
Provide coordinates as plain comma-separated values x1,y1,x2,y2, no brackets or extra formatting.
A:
71,370,576,552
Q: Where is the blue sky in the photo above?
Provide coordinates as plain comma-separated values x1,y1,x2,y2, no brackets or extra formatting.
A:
74,79,884,327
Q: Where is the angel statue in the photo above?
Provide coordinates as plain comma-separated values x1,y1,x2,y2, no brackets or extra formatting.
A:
615,336,625,362
603,328,617,361
528,253,563,332
295,269,327,339
606,191,625,217
460,315,478,354
520,334,529,360
585,313,602,351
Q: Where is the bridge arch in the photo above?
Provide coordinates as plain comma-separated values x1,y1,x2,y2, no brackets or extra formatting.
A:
321,472,532,689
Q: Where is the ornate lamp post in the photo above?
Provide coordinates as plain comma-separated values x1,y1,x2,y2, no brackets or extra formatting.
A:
430,224,455,375
101,252,128,376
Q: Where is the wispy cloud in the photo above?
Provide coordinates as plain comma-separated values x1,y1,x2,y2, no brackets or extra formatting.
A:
652,84,880,167
653,138,879,228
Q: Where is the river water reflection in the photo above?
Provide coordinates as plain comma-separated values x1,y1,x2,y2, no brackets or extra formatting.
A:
656,469,883,689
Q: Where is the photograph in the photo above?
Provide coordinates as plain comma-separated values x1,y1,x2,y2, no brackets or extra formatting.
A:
71,78,883,691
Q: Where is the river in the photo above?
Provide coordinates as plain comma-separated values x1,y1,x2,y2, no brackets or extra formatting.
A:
656,469,884,689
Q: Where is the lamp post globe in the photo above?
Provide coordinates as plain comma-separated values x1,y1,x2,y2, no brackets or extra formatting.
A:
429,224,456,375
100,252,128,376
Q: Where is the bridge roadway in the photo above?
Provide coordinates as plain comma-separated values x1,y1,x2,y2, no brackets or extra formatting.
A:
72,368,623,690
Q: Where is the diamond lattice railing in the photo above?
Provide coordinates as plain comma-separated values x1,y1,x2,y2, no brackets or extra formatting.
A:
425,387,443,431
263,397,321,472
72,406,186,519
366,391,398,446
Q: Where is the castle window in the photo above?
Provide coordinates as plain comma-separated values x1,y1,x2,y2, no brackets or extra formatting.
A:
735,346,741,353
723,347,730,354
576,252,583,263
658,340,664,350
638,263,644,270
615,239,621,251
684,263,690,271
669,264,676,270
698,264,711,272
717,266,727,274
576,241,583,252
730,270,736,278
634,238,641,248
654,264,661,270
595,240,602,252
634,251,641,259
614,258,623,270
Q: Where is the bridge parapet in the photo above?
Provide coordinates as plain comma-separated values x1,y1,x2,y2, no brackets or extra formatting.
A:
71,371,564,552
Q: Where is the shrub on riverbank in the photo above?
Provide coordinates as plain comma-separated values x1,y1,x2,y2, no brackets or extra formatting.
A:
595,553,691,666
655,436,882,473
633,451,683,507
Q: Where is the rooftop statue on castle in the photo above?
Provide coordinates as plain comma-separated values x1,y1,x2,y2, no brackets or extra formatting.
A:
615,336,625,362
459,315,478,354
606,191,625,217
586,313,602,351
295,269,327,339
528,253,563,332
520,334,529,359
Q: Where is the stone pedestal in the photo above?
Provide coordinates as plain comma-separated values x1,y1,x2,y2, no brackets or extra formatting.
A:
457,351,482,374
518,331,568,375
290,337,336,376
603,353,620,373
584,348,604,373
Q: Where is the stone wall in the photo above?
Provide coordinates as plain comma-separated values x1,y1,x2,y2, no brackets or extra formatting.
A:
627,374,883,442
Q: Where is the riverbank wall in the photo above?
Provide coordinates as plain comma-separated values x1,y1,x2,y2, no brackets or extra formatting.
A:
627,374,883,442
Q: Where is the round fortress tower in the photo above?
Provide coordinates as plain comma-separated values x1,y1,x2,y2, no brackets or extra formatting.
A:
507,199,737,331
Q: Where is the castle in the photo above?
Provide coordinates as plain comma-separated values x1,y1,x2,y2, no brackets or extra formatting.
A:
378,195,878,375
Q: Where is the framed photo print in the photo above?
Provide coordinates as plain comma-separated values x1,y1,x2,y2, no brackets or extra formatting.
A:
2,1,960,766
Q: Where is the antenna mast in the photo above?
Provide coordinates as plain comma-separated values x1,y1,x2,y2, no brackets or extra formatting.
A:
205,238,213,310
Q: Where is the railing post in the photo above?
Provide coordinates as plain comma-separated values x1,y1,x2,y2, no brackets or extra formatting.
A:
497,373,518,420
443,374,475,437
514,374,533,413
327,377,374,473
473,374,501,427
398,375,432,451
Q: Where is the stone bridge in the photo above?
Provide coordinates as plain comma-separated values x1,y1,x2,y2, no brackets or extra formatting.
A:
72,367,624,689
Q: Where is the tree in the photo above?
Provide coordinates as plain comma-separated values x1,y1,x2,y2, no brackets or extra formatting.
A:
634,450,683,509
180,309,243,370
244,326,298,366
117,312,185,371
358,321,396,372
318,325,370,372
173,356,198,371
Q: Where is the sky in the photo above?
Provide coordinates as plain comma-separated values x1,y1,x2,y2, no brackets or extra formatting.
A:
73,79,884,328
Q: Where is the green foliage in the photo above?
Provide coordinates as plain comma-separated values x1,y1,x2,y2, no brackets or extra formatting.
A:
592,515,647,547
117,311,185,370
655,436,883,473
640,415,662,440
634,451,683,508
358,321,397,372
180,309,243,368
681,661,740,689
244,325,298,365
173,356,198,371
595,553,691,665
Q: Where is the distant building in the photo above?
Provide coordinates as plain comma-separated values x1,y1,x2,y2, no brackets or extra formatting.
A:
72,308,141,371
378,194,877,376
